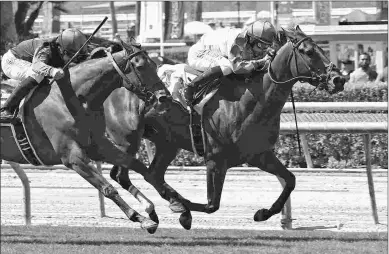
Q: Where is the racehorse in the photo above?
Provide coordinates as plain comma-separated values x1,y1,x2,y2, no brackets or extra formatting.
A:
0,40,168,233
135,25,346,228
75,25,345,230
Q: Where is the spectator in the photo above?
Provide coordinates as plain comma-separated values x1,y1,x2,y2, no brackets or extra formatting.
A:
126,24,136,41
349,52,378,83
340,59,354,82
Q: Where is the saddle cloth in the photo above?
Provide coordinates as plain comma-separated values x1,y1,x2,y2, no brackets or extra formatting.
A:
1,80,45,165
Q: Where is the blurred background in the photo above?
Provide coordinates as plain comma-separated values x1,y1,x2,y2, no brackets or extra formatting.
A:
0,1,388,169
0,1,387,74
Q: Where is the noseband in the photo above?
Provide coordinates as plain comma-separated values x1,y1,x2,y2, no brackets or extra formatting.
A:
106,49,165,105
268,36,335,86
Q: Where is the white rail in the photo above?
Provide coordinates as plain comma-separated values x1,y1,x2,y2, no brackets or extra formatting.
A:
282,102,388,112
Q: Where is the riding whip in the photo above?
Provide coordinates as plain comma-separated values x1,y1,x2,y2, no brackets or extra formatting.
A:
50,16,108,85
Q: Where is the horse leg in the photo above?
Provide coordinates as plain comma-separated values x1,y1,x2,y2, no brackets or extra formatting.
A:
276,176,293,229
142,144,187,212
109,164,159,227
141,144,194,230
202,157,229,214
247,150,296,223
93,138,159,233
62,142,158,233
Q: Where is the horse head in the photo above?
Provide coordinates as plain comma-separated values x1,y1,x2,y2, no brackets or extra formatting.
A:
108,37,171,113
270,25,345,94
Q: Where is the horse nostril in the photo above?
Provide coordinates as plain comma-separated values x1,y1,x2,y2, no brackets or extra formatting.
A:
331,76,343,86
158,96,168,103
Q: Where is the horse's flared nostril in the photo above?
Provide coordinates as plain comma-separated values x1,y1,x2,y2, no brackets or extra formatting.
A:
331,76,341,84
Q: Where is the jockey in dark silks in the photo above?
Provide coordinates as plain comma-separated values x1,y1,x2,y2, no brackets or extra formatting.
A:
0,28,88,121
184,20,277,107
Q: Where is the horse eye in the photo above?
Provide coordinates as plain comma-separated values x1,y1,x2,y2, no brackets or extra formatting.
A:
305,45,315,56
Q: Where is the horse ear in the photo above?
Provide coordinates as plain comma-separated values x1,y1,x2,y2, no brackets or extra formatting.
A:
295,25,302,33
281,27,292,39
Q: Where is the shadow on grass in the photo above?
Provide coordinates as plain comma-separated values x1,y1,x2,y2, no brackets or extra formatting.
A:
194,234,387,243
293,225,339,230
2,233,385,247
0,238,281,248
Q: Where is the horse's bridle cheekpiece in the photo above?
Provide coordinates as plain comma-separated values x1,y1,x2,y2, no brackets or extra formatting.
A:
106,46,165,106
268,35,334,88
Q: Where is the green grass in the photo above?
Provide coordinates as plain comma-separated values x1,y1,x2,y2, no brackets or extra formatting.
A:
1,225,387,254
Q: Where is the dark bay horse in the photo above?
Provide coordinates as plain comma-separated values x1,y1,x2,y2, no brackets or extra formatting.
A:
1,41,168,233
135,25,346,228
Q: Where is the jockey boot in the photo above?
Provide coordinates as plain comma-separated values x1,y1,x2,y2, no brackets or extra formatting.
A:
0,77,39,122
184,66,223,107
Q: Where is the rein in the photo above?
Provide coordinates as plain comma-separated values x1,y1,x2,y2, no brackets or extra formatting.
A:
106,49,164,105
267,36,335,158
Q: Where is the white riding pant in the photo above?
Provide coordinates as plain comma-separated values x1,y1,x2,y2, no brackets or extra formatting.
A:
1,50,44,83
188,44,233,76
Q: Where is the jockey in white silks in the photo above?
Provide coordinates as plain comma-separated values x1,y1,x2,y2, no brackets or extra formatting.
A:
158,63,196,108
0,28,88,121
183,20,277,107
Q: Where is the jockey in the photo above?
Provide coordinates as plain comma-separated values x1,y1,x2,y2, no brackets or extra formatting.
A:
184,20,277,107
0,28,88,121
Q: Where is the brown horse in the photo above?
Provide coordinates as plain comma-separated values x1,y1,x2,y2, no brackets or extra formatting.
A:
0,40,168,233
134,25,346,229
85,25,344,230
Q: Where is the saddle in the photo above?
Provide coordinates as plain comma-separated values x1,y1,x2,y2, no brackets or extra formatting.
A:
160,65,221,157
1,81,45,165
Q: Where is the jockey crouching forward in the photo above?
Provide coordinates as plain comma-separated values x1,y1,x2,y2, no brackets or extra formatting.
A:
0,28,88,121
184,20,277,107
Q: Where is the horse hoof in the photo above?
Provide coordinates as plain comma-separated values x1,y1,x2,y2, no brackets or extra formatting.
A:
179,210,192,230
204,204,218,214
254,209,272,222
141,219,158,234
169,200,187,213
149,210,159,224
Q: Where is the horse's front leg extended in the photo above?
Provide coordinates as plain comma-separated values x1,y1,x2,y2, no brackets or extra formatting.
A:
247,150,296,223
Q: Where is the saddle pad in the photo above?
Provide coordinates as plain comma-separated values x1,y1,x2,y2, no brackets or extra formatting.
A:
1,121,43,165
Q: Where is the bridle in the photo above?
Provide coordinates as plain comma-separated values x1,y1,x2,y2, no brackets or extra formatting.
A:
106,47,166,105
268,36,336,88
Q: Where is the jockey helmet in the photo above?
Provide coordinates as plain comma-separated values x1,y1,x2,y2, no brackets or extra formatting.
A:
57,28,88,55
246,21,276,46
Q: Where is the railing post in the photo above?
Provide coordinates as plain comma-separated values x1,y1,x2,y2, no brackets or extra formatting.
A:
96,161,106,218
277,176,292,229
301,134,314,168
9,162,31,225
363,134,379,224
